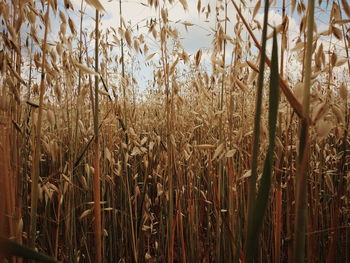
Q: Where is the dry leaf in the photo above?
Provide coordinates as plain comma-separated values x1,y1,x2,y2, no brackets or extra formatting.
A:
131,146,142,156
197,0,201,14
105,147,112,163
339,83,348,100
75,62,98,75
85,0,105,11
146,53,156,61
179,0,188,10
240,170,252,180
331,26,342,40
125,29,132,47
81,175,89,191
47,109,55,126
79,209,92,220
316,120,332,138
341,0,350,18
225,149,236,158
64,0,74,10
68,17,76,35
213,143,224,160
253,0,261,19
195,49,202,67
331,105,345,124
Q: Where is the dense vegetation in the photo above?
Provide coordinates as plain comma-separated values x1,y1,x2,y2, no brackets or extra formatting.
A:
0,0,349,262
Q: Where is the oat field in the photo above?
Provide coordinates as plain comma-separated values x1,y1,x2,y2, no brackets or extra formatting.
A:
0,0,349,262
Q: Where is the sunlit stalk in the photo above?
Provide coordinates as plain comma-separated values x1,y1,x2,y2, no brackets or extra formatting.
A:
93,9,102,263
293,0,314,262
29,1,50,248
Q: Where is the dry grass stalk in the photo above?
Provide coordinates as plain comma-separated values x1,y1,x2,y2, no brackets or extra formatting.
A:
1,0,349,262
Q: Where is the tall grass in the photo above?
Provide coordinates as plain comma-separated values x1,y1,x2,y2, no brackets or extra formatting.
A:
0,0,349,262
29,0,51,248
293,0,315,262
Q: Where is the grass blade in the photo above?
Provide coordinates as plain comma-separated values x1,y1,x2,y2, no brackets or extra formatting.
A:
244,0,270,260
0,237,59,263
245,29,280,262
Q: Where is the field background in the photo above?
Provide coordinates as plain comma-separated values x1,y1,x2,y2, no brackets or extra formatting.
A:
0,0,349,262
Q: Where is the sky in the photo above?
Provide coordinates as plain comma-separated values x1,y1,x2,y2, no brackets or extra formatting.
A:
35,0,349,92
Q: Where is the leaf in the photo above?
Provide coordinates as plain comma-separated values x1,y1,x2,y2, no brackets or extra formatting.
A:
170,134,176,147
161,8,168,23
335,58,349,67
331,105,345,124
145,53,156,61
195,49,202,67
291,41,304,52
104,147,112,163
239,170,252,180
145,252,152,260
225,149,236,158
79,209,92,220
291,0,296,13
84,163,90,177
141,137,148,145
47,109,55,126
197,0,201,14
149,141,155,151
85,0,105,11
179,0,188,10
125,29,132,47
236,79,248,92
312,101,329,123
331,25,342,40
157,183,163,197
253,0,261,18
68,17,76,35
339,83,348,100
75,62,98,75
131,146,142,156
212,143,224,160
316,120,332,138
98,89,109,96
81,175,89,191
333,19,350,25
193,144,216,149
246,29,280,262
247,60,259,72
0,237,58,263
64,0,74,10
341,0,350,18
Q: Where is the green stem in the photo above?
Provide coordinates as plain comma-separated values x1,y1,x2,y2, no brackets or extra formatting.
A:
244,0,270,258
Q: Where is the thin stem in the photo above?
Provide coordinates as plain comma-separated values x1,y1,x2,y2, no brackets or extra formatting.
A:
29,1,50,248
93,9,102,263
293,0,315,262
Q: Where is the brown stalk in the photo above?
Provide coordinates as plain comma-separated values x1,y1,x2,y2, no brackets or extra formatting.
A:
29,0,51,248
294,1,315,262
93,9,102,263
